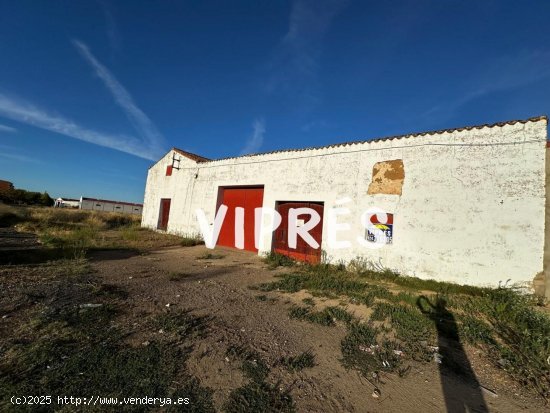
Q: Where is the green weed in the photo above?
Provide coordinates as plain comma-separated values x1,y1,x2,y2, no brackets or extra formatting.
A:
197,252,225,260
154,310,209,340
302,297,315,306
280,350,316,371
121,224,141,241
479,288,550,398
180,234,204,247
263,252,296,269
289,306,354,327
459,315,494,345
224,345,294,412
223,381,294,413
168,271,192,281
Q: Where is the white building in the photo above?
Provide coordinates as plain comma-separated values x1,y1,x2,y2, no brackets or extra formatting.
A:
80,197,143,215
142,116,549,298
54,198,80,208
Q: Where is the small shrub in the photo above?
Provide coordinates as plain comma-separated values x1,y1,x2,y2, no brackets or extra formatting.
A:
39,231,64,247
325,306,354,324
226,346,269,382
223,381,294,413
340,322,380,373
302,297,315,306
263,252,296,269
154,310,209,339
259,274,307,293
241,358,270,382
306,310,335,326
101,213,138,229
224,344,294,412
226,344,258,361
197,252,225,260
168,271,192,281
121,224,141,241
280,350,316,371
288,306,311,321
371,302,436,344
347,256,374,274
181,236,204,247
341,320,406,376
459,315,494,345
288,306,353,327
70,226,97,246
479,288,550,398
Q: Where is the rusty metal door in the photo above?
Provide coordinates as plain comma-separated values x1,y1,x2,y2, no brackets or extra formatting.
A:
273,201,324,263
158,198,171,230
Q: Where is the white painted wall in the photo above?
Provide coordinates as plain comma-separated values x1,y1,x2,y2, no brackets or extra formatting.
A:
142,118,548,292
80,198,142,215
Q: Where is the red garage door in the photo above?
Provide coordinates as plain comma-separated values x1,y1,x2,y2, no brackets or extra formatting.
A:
216,187,264,252
273,202,324,264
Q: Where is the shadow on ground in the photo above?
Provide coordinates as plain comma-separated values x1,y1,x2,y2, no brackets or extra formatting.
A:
418,296,489,413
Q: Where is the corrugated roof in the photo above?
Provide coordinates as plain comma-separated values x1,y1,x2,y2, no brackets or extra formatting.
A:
173,148,211,163
172,115,547,164
81,197,143,207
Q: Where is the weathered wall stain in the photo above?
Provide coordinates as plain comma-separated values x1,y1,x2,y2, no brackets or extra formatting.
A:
368,159,405,195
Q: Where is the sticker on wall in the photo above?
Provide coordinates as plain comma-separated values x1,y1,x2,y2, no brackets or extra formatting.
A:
366,213,393,244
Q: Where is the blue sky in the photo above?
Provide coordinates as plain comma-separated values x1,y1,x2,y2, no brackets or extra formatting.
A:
0,1,549,203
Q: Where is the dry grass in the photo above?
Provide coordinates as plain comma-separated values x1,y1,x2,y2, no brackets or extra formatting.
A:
11,206,187,253
17,206,141,231
0,202,28,227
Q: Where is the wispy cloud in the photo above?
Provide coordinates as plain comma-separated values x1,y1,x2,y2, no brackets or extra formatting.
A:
98,1,121,55
240,118,266,155
0,152,40,163
72,39,166,158
0,93,158,160
423,50,550,120
301,119,328,132
0,123,16,133
0,144,40,163
266,0,348,106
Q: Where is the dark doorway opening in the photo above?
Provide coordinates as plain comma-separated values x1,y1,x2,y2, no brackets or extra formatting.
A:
158,198,171,231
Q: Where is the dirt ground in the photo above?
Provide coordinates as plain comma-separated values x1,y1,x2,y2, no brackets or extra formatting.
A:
59,245,547,413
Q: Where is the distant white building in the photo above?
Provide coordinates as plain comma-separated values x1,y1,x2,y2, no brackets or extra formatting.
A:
54,198,80,208
80,197,143,215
